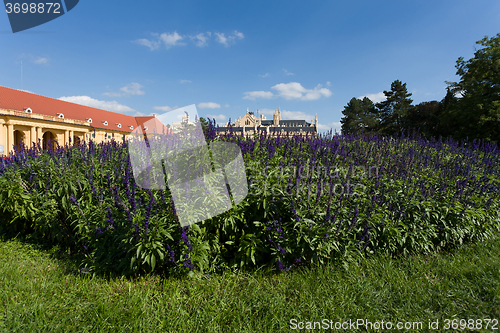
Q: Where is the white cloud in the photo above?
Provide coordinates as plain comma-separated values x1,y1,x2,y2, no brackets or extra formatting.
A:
103,83,145,97
326,81,331,86
215,30,244,47
58,96,134,113
233,30,244,39
33,57,49,65
224,103,230,108
317,121,342,133
134,31,184,50
134,38,161,51
205,114,227,122
120,82,145,96
136,30,242,49
283,69,294,76
215,32,228,46
102,92,122,97
159,31,185,48
190,32,211,47
271,82,332,101
198,102,221,109
179,79,191,84
259,73,270,78
243,91,274,100
358,92,385,103
17,54,49,65
302,85,333,101
153,106,178,112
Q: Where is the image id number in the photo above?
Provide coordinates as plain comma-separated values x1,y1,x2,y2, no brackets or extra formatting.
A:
5,3,61,14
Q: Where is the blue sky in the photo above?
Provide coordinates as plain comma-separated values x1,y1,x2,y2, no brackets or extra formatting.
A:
1,0,499,133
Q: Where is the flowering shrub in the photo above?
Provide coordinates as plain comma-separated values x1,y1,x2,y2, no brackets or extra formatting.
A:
1,125,499,277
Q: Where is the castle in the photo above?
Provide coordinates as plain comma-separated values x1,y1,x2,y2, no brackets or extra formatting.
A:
216,107,318,137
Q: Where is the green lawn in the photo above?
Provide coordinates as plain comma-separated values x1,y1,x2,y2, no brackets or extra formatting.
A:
0,232,499,332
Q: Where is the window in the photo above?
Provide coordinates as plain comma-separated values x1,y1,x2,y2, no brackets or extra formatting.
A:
102,121,108,126
57,113,64,118
86,118,93,123
116,123,122,128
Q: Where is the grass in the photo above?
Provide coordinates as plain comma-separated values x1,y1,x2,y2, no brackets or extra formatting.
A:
0,232,499,332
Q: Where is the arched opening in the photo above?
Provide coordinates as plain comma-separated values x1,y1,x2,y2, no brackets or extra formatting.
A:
73,136,82,146
13,130,25,152
42,131,57,151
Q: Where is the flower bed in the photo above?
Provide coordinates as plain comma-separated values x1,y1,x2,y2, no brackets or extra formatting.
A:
1,126,499,277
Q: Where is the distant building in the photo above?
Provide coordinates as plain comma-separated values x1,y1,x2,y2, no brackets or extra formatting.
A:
0,86,165,157
171,112,195,133
216,107,318,137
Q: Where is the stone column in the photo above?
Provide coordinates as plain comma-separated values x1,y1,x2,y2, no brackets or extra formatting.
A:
0,123,5,156
30,126,36,148
7,123,14,156
69,130,73,145
36,127,43,148
65,130,69,146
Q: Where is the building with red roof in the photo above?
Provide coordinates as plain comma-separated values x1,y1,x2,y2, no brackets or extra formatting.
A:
0,86,168,157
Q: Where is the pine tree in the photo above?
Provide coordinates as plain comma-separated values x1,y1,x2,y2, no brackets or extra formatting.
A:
340,97,378,135
375,80,414,136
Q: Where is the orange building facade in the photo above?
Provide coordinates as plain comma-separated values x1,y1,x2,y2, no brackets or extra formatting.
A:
0,86,159,157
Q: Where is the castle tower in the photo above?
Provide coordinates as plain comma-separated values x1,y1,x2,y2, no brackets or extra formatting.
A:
315,114,318,128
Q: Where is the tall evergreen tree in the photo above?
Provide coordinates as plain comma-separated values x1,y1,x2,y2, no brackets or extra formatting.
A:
340,97,378,135
375,80,414,136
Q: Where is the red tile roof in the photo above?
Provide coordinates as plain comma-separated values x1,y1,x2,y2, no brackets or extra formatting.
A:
0,86,140,132
135,116,174,135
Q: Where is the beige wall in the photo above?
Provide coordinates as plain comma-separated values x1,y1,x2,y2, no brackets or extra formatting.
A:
0,122,5,156
0,111,132,157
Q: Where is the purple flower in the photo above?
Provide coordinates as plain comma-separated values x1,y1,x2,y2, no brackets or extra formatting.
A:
106,207,115,227
180,226,192,251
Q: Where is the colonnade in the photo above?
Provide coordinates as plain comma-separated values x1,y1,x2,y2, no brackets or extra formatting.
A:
0,121,83,157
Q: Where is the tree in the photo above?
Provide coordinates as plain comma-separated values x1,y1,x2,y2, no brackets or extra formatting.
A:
199,117,209,135
404,100,441,138
445,33,500,143
375,80,414,136
435,88,460,139
340,97,378,135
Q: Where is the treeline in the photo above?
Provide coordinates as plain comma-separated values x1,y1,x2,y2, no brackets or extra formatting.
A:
341,33,500,144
